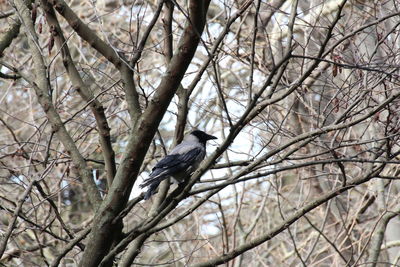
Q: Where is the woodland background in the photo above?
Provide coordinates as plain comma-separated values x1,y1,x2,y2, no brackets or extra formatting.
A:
1,0,400,266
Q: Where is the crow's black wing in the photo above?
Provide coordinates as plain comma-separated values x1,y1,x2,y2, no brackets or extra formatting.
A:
152,154,181,171
140,147,204,188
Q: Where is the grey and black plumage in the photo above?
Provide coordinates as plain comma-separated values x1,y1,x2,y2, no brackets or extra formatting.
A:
140,130,217,200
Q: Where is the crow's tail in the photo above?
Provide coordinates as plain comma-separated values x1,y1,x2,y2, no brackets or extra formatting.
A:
140,176,159,188
144,181,160,200
140,172,170,188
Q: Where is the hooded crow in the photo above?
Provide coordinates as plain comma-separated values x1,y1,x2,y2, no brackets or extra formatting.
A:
140,130,217,200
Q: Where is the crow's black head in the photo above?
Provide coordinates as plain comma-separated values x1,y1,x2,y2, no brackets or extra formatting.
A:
190,130,217,145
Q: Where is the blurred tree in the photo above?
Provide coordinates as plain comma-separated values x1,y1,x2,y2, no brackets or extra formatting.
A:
1,0,400,266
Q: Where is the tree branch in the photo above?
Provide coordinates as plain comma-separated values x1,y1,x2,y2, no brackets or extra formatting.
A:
40,0,117,187
0,14,21,56
0,180,34,259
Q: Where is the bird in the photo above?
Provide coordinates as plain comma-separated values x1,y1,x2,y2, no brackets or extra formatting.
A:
140,130,217,200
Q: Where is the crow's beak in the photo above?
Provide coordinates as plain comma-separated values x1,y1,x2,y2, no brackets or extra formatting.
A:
206,134,218,140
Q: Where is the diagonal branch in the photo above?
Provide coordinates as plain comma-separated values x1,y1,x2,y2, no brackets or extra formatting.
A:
0,14,21,56
365,204,400,266
40,0,117,187
0,180,34,259
48,0,121,67
50,228,91,267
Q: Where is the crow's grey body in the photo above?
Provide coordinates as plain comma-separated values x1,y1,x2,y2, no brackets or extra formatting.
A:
140,130,216,200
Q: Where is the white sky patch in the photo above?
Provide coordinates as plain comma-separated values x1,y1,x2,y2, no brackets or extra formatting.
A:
200,212,221,235
208,22,224,37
